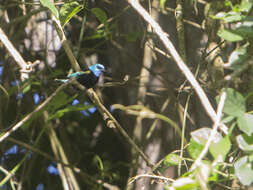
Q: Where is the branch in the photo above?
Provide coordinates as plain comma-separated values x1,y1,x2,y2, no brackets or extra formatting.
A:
128,174,174,185
0,28,39,80
0,28,26,69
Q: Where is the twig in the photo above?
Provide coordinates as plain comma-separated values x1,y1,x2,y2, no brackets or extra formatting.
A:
178,94,191,176
147,43,171,59
7,137,77,168
97,180,120,190
0,165,16,188
146,97,170,140
165,7,202,29
175,0,186,62
51,17,81,71
190,91,226,171
127,0,222,130
113,104,182,137
128,174,174,185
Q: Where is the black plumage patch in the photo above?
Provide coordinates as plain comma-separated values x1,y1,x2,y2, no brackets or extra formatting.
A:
76,72,99,89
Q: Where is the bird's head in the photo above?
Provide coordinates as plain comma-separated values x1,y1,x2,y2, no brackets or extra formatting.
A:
89,64,105,77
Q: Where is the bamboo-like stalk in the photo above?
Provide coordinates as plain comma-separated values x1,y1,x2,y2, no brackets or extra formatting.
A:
175,0,186,62
45,113,80,190
130,1,159,189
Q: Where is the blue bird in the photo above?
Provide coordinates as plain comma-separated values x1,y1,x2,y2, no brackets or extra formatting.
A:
56,64,105,89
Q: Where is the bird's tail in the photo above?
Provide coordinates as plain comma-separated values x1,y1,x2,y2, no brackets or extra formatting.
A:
55,79,68,83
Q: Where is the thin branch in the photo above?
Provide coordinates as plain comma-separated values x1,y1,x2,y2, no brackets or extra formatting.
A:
165,7,202,29
0,165,16,188
146,97,170,140
51,17,81,71
128,174,174,185
7,137,76,168
178,94,191,176
175,0,186,62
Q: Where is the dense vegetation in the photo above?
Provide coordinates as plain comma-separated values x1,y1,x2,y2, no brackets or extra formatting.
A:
1,0,253,189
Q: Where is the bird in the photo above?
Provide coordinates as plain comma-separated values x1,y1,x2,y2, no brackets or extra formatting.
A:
56,64,105,89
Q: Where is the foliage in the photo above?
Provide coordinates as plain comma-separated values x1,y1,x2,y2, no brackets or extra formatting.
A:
1,0,253,189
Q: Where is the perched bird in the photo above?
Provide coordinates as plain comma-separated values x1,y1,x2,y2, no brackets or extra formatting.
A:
56,64,105,89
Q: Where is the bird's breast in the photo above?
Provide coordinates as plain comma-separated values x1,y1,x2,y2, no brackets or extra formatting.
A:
77,72,98,89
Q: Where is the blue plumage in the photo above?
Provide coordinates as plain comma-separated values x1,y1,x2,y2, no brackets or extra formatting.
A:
56,64,105,89
89,64,105,77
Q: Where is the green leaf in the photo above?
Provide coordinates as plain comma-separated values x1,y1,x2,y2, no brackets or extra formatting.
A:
187,138,204,159
228,46,248,70
212,12,227,19
22,84,31,94
212,12,242,23
225,0,234,9
210,136,231,161
90,8,110,39
164,153,181,166
218,29,244,42
84,29,106,40
190,127,222,145
160,0,167,9
91,8,108,29
234,21,253,38
222,88,246,117
93,155,104,171
47,91,77,114
40,0,59,18
59,1,83,26
234,156,253,186
237,113,253,136
48,104,94,120
224,12,242,23
126,31,143,42
222,115,236,123
237,134,253,152
239,0,253,12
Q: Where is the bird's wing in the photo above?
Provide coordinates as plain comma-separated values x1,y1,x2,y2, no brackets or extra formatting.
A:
67,70,91,78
